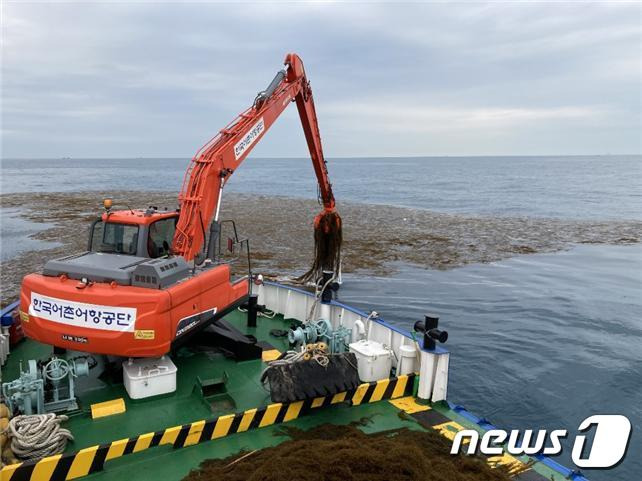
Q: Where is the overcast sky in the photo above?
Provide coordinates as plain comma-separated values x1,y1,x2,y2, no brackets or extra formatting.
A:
1,1,641,158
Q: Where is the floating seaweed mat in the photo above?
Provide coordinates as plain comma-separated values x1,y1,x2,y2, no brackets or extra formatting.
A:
182,424,513,481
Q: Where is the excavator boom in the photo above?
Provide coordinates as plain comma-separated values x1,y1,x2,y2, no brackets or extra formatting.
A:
173,53,339,278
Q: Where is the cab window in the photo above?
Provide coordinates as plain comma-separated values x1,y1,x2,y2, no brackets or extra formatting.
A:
147,218,176,258
90,221,139,255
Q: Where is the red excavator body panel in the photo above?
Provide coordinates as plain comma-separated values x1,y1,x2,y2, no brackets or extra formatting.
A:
20,265,248,357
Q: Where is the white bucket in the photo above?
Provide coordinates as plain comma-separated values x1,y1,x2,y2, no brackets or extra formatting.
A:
397,344,417,375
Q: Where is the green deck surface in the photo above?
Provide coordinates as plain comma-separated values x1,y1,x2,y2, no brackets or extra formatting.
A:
2,308,572,481
3,309,291,449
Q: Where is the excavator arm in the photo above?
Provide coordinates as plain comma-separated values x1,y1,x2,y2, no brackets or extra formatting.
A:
172,53,341,281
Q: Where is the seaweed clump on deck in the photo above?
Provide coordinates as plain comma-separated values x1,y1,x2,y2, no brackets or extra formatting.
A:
182,424,513,481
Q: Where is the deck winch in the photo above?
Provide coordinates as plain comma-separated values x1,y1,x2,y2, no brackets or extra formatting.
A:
1,356,90,415
288,318,352,354
264,319,359,403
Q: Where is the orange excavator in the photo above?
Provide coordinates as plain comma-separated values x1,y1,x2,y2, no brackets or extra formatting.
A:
19,53,342,358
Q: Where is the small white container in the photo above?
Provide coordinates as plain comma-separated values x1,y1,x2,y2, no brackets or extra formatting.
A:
123,356,177,399
398,344,417,375
349,340,392,382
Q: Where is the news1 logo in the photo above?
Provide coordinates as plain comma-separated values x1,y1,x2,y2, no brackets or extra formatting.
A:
451,415,632,469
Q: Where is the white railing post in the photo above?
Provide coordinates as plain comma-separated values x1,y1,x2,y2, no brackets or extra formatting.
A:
417,348,450,402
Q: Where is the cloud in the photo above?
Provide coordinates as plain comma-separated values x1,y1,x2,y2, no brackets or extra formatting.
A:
325,101,602,132
1,1,640,158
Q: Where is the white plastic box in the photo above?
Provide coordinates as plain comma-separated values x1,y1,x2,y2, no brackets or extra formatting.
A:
349,340,392,382
123,356,177,399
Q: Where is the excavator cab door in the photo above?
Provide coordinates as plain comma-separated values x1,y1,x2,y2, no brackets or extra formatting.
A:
146,217,177,258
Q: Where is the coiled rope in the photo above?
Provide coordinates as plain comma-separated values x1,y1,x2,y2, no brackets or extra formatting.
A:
7,414,74,460
260,343,330,387
270,343,330,368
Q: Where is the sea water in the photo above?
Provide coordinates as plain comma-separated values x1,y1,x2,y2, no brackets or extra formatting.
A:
1,155,640,479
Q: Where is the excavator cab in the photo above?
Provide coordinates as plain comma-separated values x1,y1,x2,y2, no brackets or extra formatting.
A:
88,207,179,259
20,201,249,357
38,205,190,289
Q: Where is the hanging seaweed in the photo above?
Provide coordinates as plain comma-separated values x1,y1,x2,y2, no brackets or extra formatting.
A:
297,209,342,284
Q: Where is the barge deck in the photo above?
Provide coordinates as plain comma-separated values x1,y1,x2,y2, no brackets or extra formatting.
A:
1,282,586,481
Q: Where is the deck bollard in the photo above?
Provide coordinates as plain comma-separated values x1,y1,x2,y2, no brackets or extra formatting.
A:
247,294,258,328
415,315,450,402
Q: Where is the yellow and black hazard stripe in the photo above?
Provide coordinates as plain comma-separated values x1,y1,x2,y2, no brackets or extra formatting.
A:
1,373,416,481
393,398,547,481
